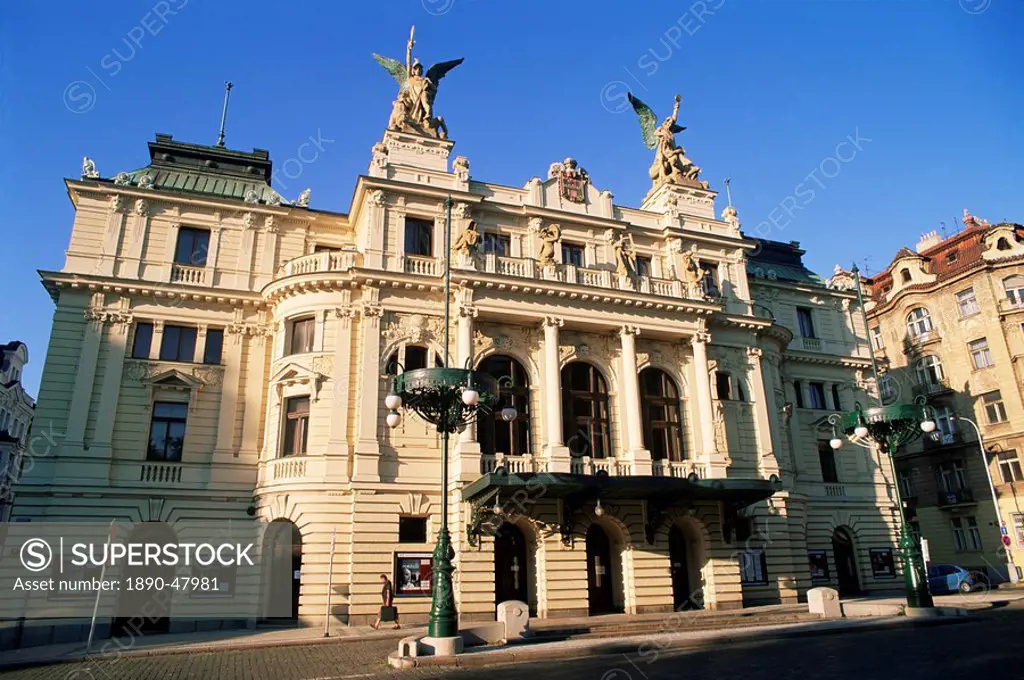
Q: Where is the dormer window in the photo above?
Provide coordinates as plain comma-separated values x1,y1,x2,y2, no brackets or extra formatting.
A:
998,238,1012,251
946,251,958,264
900,268,912,283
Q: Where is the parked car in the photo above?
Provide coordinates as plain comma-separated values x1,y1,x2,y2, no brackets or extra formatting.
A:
927,564,976,594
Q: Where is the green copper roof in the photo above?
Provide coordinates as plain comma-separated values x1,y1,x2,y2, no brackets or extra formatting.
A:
103,133,296,207
746,237,827,286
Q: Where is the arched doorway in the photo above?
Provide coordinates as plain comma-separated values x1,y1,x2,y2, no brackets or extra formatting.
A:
494,523,529,608
586,524,619,614
263,520,302,622
113,522,176,637
832,527,860,597
669,524,704,610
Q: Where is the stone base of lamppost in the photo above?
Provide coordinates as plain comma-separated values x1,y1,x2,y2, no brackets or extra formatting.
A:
900,528,933,609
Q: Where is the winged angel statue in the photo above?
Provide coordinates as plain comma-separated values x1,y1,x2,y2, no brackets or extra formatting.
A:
627,93,705,189
373,26,464,140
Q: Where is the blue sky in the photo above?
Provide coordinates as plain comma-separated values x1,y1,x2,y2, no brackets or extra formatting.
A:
2,0,1022,395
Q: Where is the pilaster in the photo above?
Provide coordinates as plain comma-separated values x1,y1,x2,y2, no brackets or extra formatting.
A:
353,295,383,483
747,347,780,478
542,316,570,472
326,305,354,482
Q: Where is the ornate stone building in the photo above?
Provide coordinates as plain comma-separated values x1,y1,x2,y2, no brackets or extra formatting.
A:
14,36,902,639
0,341,34,522
856,215,1024,582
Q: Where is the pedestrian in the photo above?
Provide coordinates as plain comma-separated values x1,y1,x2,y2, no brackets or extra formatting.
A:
371,573,399,630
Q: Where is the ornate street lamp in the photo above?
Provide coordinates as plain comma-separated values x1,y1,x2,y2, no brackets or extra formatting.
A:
383,197,507,641
828,396,936,608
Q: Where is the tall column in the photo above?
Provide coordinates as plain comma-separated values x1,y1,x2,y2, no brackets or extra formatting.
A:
542,316,570,472
63,304,105,455
454,303,481,481
353,300,383,483
90,315,131,459
619,325,651,474
239,328,270,465
747,347,780,477
213,326,245,460
690,332,721,469
326,307,354,482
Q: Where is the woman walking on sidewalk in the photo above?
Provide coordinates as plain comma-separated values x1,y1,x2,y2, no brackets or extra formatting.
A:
371,574,400,630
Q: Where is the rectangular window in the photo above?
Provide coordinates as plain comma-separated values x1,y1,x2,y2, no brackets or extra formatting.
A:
898,469,915,498
404,345,429,371
983,391,1008,424
159,325,197,362
870,326,883,350
818,441,840,483
147,402,188,462
969,338,994,369
635,255,653,278
561,242,585,267
132,322,154,359
281,396,310,457
173,227,210,266
289,317,315,355
715,372,732,401
203,329,224,365
808,382,827,409
956,288,979,317
398,516,428,543
965,516,983,551
808,550,830,582
483,232,511,257
796,307,816,338
404,217,434,256
870,548,897,579
951,517,967,552
793,380,804,409
998,451,1024,484
937,460,968,492
831,384,842,411
739,548,768,586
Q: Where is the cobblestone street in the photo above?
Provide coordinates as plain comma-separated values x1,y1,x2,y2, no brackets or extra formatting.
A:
2,605,1022,680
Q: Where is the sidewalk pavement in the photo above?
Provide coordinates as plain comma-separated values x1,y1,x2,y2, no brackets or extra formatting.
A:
2,589,1021,671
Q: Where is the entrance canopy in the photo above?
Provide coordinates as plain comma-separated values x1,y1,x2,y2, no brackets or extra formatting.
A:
462,471,782,505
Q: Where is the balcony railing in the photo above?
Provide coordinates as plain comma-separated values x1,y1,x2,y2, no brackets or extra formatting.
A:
913,378,952,397
478,256,696,301
404,255,440,276
275,250,357,278
652,459,706,479
824,483,846,497
480,453,546,474
170,264,207,285
139,462,183,484
937,487,976,507
998,297,1024,313
800,337,822,352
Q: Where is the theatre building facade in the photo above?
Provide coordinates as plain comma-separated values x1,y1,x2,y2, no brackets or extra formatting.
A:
16,112,902,633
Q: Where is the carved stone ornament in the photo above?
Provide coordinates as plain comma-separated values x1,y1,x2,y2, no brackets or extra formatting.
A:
137,173,155,190
81,156,99,179
244,189,261,204
311,355,334,377
114,172,132,186
551,157,589,203
133,199,149,216
243,212,257,229
108,195,124,213
453,155,470,182
371,142,389,170
368,189,387,208
297,188,312,208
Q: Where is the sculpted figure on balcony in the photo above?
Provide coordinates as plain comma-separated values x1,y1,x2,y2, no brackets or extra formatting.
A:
453,220,480,259
679,250,704,298
538,223,561,268
612,233,637,277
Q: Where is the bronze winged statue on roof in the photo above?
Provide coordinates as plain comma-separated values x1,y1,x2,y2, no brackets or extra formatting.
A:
627,93,706,190
373,26,464,140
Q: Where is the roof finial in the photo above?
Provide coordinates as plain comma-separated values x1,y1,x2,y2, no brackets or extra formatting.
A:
724,177,734,208
216,81,233,148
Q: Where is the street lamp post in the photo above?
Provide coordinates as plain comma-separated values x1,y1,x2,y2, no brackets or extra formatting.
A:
828,396,936,608
383,197,508,644
952,414,1019,584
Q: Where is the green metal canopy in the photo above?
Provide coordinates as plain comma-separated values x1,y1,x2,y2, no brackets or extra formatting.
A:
461,471,782,505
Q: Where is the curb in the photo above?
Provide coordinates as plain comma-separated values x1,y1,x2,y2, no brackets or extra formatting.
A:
0,628,418,672
389,615,973,669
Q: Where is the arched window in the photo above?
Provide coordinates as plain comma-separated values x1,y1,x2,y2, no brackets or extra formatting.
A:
997,238,1012,251
385,344,442,375
915,355,944,385
905,307,933,340
561,362,611,459
478,355,530,457
1003,275,1024,307
639,368,685,462
900,268,912,283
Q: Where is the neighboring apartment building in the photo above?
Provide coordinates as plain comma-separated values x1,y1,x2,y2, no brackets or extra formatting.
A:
860,215,1024,581
0,341,35,521
14,104,899,641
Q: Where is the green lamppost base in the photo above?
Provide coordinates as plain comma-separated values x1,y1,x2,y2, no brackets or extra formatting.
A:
900,527,933,608
427,526,458,638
